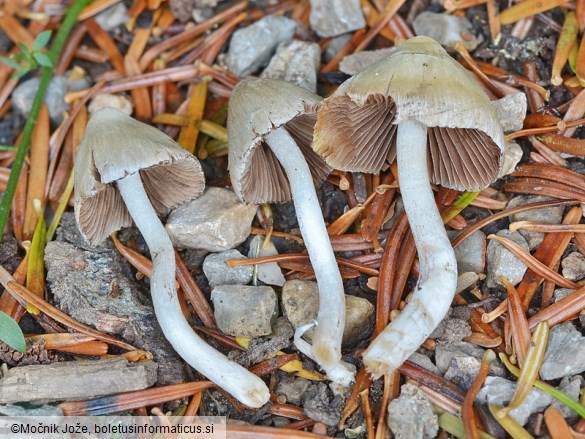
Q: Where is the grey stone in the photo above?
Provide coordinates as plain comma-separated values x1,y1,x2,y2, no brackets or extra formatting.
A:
166,187,257,252
247,235,285,287
309,0,365,38
554,288,576,302
508,195,565,250
202,249,253,288
486,229,529,288
261,40,320,92
302,382,341,426
551,376,583,418
324,33,352,62
13,77,75,124
275,376,311,405
94,2,129,30
562,251,585,281
451,306,472,322
225,16,297,76
412,12,481,50
448,230,486,273
211,285,278,337
45,214,184,385
339,47,396,75
281,280,374,345
498,141,523,178
492,93,528,133
387,383,438,439
476,376,552,425
444,356,481,391
541,322,585,380
435,341,505,376
408,352,440,375
437,318,472,343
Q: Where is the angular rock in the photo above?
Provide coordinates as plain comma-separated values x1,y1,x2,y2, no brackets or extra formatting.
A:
261,40,320,92
202,249,253,288
302,382,341,426
211,285,278,337
309,0,365,38
486,229,529,288
225,16,297,76
436,318,472,343
412,12,481,50
247,235,286,286
508,195,565,250
498,141,523,177
13,76,90,124
492,93,528,133
551,376,583,418
554,288,576,302
324,33,352,62
387,383,438,439
281,280,374,345
408,352,440,376
435,341,505,376
540,322,585,380
275,376,311,405
477,376,552,425
448,230,486,273
95,2,129,30
166,187,257,252
45,214,184,384
339,47,396,75
562,251,585,281
444,356,481,391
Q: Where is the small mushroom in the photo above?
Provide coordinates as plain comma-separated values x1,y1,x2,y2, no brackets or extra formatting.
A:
74,107,270,407
313,37,505,378
228,78,355,385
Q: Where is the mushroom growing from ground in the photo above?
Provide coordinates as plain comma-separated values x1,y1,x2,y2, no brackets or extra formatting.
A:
74,107,270,407
228,78,355,385
313,36,505,378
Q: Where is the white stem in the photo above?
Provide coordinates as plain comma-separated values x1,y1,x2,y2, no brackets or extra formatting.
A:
117,173,270,407
362,120,458,378
266,127,354,386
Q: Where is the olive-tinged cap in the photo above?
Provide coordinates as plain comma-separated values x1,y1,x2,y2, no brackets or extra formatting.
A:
74,107,205,246
228,78,331,204
314,36,505,191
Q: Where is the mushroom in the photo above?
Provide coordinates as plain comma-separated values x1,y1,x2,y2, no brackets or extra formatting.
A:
74,107,270,407
313,36,505,378
228,78,355,385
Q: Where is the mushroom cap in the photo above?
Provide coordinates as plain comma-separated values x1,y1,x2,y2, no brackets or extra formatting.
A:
74,107,205,246
314,36,506,191
228,78,331,204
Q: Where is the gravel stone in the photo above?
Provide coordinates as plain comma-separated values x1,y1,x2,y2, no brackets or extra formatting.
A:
491,93,528,133
412,12,481,50
561,251,585,281
94,2,129,30
387,383,438,439
302,382,342,426
550,376,583,418
166,187,257,252
309,0,365,38
211,285,278,337
448,230,486,273
247,235,285,286
540,322,585,380
275,376,311,405
435,341,505,376
477,376,552,425
508,195,565,250
444,356,481,391
324,34,352,62
486,229,529,288
225,16,297,76
407,352,441,375
202,249,253,288
281,280,374,345
436,318,472,343
261,40,320,92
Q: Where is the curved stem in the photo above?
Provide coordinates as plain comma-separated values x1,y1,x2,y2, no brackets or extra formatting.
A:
266,127,354,386
117,172,270,407
363,120,458,378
